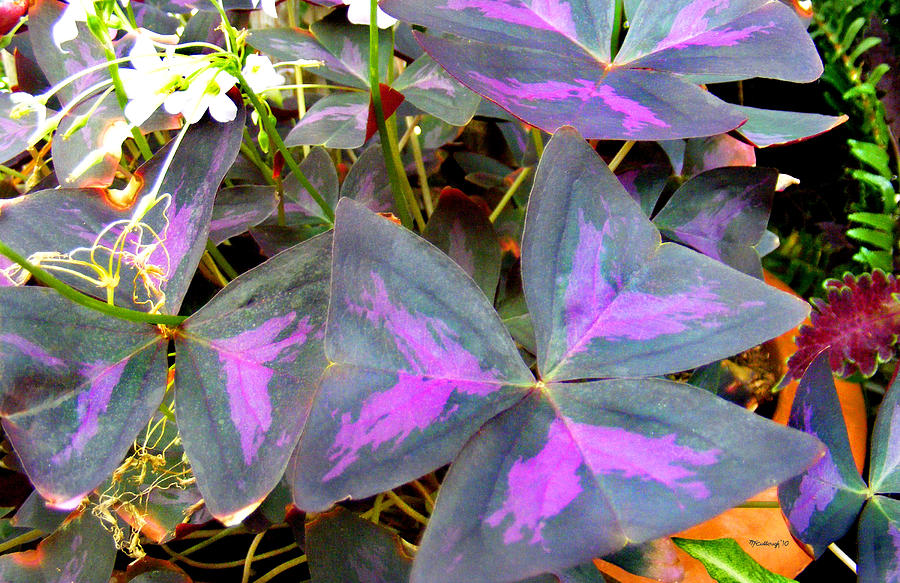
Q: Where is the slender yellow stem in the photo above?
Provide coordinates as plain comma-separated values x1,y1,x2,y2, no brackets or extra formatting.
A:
0,529,43,553
253,554,307,583
490,167,533,223
385,490,428,525
411,480,435,513
242,531,266,583
607,140,635,172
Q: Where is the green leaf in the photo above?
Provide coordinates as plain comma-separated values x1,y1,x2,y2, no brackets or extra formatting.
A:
846,227,894,251
853,248,894,272
848,212,896,233
848,140,891,177
671,538,797,583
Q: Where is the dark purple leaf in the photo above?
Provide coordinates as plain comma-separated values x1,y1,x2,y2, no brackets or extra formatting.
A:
858,496,900,583
0,289,166,509
521,128,808,380
280,146,340,223
249,27,367,90
11,492,71,533
868,368,900,493
0,92,49,166
381,0,820,139
133,112,245,314
616,162,671,217
340,145,396,213
29,0,110,103
289,199,533,511
0,510,116,582
285,92,369,150
392,54,481,126
602,539,683,583
732,105,848,147
0,113,243,313
306,507,413,583
422,188,501,298
416,115,464,150
413,33,745,140
250,225,311,257
682,134,756,178
652,166,777,277
785,270,900,382
617,1,821,81
210,185,278,244
411,380,823,583
778,352,868,551
175,233,331,524
51,93,127,188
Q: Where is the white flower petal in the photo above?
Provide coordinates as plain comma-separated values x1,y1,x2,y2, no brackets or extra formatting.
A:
343,0,396,28
208,94,237,123
261,0,278,19
124,94,166,126
241,54,285,93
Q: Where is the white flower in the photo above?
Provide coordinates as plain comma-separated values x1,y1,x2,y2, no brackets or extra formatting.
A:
241,54,284,94
52,0,93,51
343,0,397,28
251,0,278,19
164,68,238,124
120,35,195,126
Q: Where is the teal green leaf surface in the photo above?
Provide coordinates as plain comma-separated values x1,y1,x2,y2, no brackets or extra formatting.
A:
175,234,331,523
290,199,533,511
0,288,166,510
307,507,413,583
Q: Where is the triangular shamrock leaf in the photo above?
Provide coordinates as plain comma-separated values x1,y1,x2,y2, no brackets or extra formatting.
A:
422,187,501,298
0,92,50,166
869,368,900,493
778,351,869,552
671,537,798,583
174,233,331,524
522,128,808,381
411,381,822,583
616,162,670,217
280,146,340,224
391,53,481,126
290,198,533,511
285,92,370,150
306,506,413,583
732,105,848,148
209,185,278,244
0,288,167,509
0,509,117,582
652,166,777,278
858,495,900,583
340,145,396,214
249,16,392,90
0,114,244,314
381,0,820,139
682,134,756,178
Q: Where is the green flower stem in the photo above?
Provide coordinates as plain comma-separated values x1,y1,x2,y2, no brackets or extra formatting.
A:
0,164,27,181
385,490,428,525
286,2,310,157
407,118,433,216
0,239,186,326
530,127,545,159
253,554,307,583
239,134,276,185
242,531,266,583
489,166,532,223
608,140,635,172
734,501,780,508
0,529,43,553
99,43,153,161
237,72,334,223
368,2,423,231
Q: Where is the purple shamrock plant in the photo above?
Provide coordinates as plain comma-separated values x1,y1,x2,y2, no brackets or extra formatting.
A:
380,0,825,140
0,114,333,528
779,350,900,583
288,127,825,582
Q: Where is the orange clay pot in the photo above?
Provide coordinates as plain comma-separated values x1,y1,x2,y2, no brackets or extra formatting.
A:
595,271,867,583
